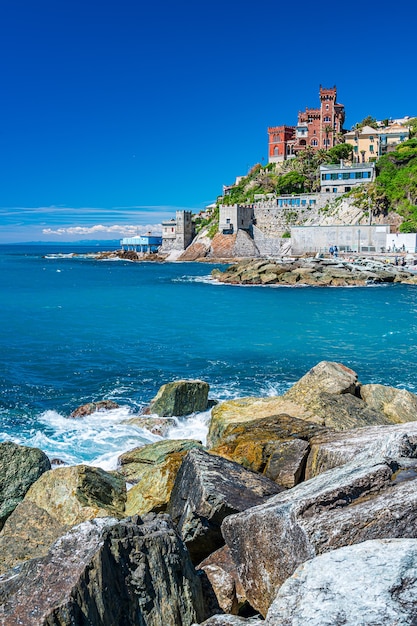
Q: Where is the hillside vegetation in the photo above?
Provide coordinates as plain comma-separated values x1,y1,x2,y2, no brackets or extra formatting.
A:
218,125,417,233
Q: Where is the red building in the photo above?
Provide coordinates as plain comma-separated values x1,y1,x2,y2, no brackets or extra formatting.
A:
268,86,345,163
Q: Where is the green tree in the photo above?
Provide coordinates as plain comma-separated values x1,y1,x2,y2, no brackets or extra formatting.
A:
355,115,378,130
326,143,354,164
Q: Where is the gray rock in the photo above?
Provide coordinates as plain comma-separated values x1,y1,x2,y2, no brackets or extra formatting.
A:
264,439,310,488
0,514,205,626
0,441,51,530
306,421,417,479
195,617,263,626
222,434,417,616
149,380,210,417
167,448,282,564
265,539,417,626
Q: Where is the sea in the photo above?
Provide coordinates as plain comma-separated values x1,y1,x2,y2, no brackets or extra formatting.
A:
1,243,416,470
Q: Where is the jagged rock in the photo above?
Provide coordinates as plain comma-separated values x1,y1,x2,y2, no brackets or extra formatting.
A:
149,380,210,417
0,464,126,573
118,439,204,483
70,399,119,418
222,435,417,616
360,383,417,423
167,448,282,564
123,415,177,436
300,391,392,429
283,361,395,429
117,440,204,516
305,421,417,479
207,396,319,449
197,546,249,616
263,438,310,488
209,414,325,486
265,539,417,626
0,441,50,531
284,361,358,403
0,514,205,626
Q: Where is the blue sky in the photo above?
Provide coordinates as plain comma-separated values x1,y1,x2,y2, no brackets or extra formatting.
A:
1,0,416,243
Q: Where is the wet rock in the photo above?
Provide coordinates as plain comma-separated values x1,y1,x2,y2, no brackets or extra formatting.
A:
167,448,282,564
360,383,417,423
265,539,417,626
70,399,119,418
0,441,51,530
0,464,126,573
222,438,417,616
149,380,210,417
0,514,205,626
123,415,177,436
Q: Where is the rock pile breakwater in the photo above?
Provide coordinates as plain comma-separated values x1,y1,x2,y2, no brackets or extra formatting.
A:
3,362,417,624
211,257,417,286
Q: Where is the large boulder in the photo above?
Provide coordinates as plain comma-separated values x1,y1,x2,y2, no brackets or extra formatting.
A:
305,420,417,480
149,380,210,417
0,514,205,626
117,439,204,484
209,414,325,488
265,539,417,626
222,433,417,616
117,440,204,516
167,448,282,564
0,441,51,530
283,361,358,404
282,361,394,430
360,383,417,423
0,464,126,573
207,396,319,449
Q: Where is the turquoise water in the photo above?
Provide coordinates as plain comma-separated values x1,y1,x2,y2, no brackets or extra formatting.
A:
1,244,417,467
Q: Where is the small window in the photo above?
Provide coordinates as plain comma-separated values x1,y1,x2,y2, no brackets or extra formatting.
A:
333,188,338,193
370,145,374,152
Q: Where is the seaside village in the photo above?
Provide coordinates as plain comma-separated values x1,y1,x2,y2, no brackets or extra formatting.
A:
120,85,417,265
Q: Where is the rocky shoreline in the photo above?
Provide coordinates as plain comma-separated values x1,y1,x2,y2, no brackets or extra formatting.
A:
211,256,417,287
2,363,417,624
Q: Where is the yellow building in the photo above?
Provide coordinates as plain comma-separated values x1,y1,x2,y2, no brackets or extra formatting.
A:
344,125,380,163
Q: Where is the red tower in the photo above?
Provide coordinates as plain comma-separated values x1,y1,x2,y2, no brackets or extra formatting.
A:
268,85,345,163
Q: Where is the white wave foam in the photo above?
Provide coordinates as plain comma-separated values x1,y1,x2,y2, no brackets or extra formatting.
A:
166,409,212,446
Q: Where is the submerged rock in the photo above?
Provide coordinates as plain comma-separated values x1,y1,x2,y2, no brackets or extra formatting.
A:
0,441,51,531
70,399,119,418
0,514,205,626
149,380,210,417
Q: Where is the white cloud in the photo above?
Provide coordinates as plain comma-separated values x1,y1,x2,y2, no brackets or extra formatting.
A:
42,223,162,236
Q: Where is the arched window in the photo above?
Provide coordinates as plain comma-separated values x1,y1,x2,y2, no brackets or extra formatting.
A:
274,147,279,155
311,139,318,147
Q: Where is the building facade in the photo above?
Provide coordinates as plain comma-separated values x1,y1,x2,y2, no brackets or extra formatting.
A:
320,162,376,193
161,210,195,252
268,85,345,163
120,234,162,253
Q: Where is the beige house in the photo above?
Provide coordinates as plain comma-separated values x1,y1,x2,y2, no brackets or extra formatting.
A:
378,123,410,154
344,125,380,163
